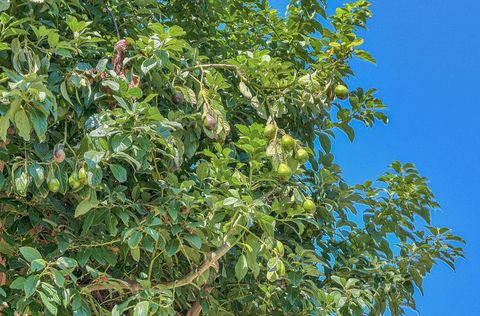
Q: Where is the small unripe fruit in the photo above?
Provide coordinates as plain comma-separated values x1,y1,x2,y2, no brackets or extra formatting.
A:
277,163,292,181
281,134,295,151
78,168,88,185
335,84,349,100
68,174,80,190
48,178,60,193
263,124,277,140
303,199,316,213
295,148,309,164
171,91,184,104
203,114,217,131
54,149,65,163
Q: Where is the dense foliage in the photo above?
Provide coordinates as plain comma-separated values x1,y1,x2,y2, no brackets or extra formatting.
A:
0,0,464,315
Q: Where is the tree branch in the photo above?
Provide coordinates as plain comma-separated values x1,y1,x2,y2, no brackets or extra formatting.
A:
84,241,232,293
156,241,231,289
181,63,296,91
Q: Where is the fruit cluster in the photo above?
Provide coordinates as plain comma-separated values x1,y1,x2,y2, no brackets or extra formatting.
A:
68,167,88,190
13,145,92,197
263,123,316,213
264,124,310,181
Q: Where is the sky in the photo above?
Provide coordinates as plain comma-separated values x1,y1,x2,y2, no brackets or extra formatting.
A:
270,0,480,315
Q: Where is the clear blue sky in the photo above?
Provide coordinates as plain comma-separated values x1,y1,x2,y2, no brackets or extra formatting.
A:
271,1,480,315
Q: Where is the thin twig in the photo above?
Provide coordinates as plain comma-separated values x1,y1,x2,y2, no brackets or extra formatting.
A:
106,5,121,40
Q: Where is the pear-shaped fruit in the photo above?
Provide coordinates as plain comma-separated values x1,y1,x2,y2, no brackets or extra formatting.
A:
48,178,60,193
335,84,349,100
54,149,65,163
203,114,217,131
264,124,277,140
295,148,309,164
278,163,292,181
281,134,295,151
78,168,88,185
303,199,316,212
69,174,81,190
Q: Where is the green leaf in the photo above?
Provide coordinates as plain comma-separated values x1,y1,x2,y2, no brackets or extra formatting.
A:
31,259,47,272
0,99,19,141
0,116,9,142
47,32,59,48
355,49,377,64
102,80,119,92
84,150,105,167
166,239,180,257
40,291,58,314
141,57,157,75
319,134,331,153
20,246,42,263
110,164,127,182
75,198,94,217
0,42,9,51
53,269,65,287
14,109,31,141
338,123,355,142
56,257,78,269
60,81,74,105
196,162,209,181
130,246,140,262
28,108,47,142
110,134,132,153
128,231,143,249
96,58,108,72
87,166,103,187
235,254,248,281
184,234,202,249
28,163,45,188
9,277,26,290
134,301,150,316
127,87,143,99
0,0,10,12
0,239,14,256
24,275,39,298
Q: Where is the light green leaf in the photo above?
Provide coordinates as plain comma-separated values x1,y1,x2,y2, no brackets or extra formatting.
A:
141,57,157,75
31,259,47,272
134,301,150,316
355,49,377,64
84,150,105,167
0,0,10,12
27,163,45,188
14,109,31,141
102,80,119,91
20,246,42,263
9,277,26,290
56,257,78,269
75,198,94,217
40,291,58,315
239,81,253,99
235,254,248,281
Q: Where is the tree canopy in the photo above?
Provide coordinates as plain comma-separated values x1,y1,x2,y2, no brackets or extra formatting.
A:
0,0,464,315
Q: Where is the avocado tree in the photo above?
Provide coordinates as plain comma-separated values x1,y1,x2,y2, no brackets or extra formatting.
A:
0,0,464,315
